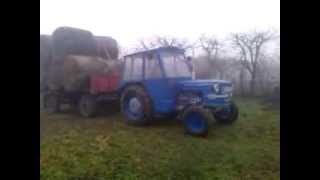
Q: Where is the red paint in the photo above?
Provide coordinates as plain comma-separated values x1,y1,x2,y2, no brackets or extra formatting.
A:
90,71,120,94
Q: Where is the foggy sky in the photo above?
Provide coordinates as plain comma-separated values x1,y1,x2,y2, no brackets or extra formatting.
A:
40,0,280,49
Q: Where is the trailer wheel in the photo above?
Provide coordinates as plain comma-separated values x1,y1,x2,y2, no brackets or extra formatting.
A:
79,94,97,117
44,93,60,113
120,85,152,126
213,101,239,124
182,106,211,137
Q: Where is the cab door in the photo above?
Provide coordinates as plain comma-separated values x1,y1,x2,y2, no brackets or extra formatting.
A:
142,53,174,114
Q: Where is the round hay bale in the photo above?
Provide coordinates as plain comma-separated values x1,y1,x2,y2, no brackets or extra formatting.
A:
62,55,115,92
52,27,97,63
46,27,121,92
95,36,119,60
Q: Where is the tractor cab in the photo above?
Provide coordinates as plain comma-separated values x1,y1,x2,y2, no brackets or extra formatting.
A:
120,46,238,136
122,46,192,81
121,47,193,113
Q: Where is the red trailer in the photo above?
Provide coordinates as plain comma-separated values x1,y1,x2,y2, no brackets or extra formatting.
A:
41,27,122,117
90,71,120,94
43,61,122,117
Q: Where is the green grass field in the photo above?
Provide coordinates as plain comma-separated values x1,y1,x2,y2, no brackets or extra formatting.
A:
40,98,280,180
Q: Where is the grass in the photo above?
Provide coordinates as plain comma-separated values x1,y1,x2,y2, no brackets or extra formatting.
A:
40,98,280,180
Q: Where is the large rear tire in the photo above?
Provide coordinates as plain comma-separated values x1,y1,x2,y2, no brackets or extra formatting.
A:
78,94,98,117
120,85,152,126
182,106,211,137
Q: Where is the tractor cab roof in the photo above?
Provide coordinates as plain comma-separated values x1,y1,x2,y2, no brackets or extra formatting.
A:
124,46,185,58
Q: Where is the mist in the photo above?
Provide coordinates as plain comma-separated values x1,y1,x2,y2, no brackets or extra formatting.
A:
41,0,280,49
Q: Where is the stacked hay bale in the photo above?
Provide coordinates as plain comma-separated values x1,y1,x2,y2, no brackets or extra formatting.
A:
43,26,120,93
62,55,120,92
51,27,98,63
46,27,97,90
95,36,119,60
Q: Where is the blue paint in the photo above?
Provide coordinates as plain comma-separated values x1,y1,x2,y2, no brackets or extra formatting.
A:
143,78,173,113
176,79,232,107
185,112,207,134
143,77,191,114
119,46,235,118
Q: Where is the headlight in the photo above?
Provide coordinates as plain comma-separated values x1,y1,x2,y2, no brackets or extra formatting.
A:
212,83,220,93
223,86,233,93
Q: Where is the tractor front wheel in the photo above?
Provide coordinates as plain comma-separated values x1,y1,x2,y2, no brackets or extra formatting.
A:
182,106,211,137
213,101,239,124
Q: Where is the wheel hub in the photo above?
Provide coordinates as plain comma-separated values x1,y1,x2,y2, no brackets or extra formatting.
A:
129,97,142,114
186,112,205,132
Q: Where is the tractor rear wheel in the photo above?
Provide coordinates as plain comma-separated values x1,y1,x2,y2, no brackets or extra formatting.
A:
120,85,152,126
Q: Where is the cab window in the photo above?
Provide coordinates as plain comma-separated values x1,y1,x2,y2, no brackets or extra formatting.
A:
131,55,143,80
145,53,162,79
123,55,143,81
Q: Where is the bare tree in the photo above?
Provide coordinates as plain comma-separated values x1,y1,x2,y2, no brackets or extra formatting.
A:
198,35,222,78
231,30,275,95
199,35,221,61
137,36,193,49
118,46,130,58
239,66,246,95
135,36,199,58
188,42,199,57
180,40,199,57
138,39,157,50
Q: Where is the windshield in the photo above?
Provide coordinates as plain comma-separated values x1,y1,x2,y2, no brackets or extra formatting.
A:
160,52,192,78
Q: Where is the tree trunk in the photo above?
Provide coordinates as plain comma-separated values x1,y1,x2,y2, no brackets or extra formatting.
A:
250,73,257,96
208,59,215,79
239,68,245,96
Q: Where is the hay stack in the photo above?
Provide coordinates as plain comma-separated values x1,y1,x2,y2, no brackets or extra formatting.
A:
51,27,97,63
47,27,98,91
44,26,121,92
62,55,119,92
95,36,119,60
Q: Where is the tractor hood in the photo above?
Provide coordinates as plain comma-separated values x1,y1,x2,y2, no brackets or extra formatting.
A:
176,79,232,92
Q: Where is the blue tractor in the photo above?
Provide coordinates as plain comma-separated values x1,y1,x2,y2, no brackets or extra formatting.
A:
119,46,239,136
